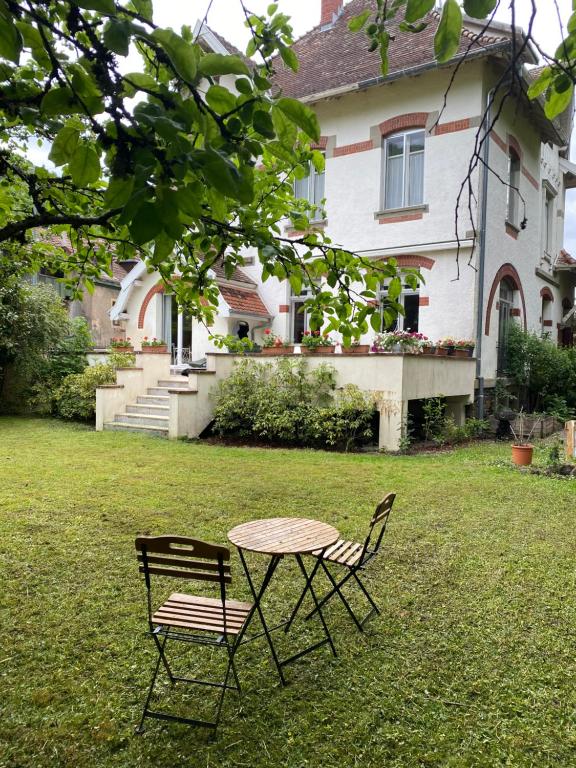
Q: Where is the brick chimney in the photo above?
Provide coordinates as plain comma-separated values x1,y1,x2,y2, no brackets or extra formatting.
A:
320,0,343,26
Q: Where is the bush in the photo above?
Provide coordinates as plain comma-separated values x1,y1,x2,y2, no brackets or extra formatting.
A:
53,363,116,421
212,358,375,450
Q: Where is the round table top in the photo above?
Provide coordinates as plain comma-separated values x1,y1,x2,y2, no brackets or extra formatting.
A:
228,517,339,555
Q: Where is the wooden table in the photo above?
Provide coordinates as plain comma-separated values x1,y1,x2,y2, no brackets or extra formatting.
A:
228,517,340,685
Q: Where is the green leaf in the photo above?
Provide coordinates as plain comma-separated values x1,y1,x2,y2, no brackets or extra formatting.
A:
198,53,250,78
205,84,237,114
104,176,135,208
154,231,175,259
16,21,49,67
311,150,325,173
0,16,22,63
348,10,371,32
200,148,254,204
253,109,275,138
527,67,553,100
434,0,462,63
152,29,197,83
279,44,299,73
104,19,131,56
545,77,574,119
271,106,297,148
71,0,116,12
463,0,497,19
68,143,101,186
41,87,79,116
405,0,435,23
379,30,390,76
277,97,320,143
122,71,158,96
49,124,81,166
129,0,153,20
129,202,163,244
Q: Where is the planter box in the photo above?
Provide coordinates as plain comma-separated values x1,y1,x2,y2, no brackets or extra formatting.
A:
435,347,450,357
301,346,335,355
141,346,168,354
262,346,294,355
110,346,134,353
451,348,469,359
342,345,370,354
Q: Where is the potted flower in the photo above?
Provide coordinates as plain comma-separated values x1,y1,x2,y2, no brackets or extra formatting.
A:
300,330,335,354
109,337,134,353
341,339,370,354
371,331,426,354
435,338,455,357
141,337,168,353
262,329,294,355
510,410,539,466
453,339,475,358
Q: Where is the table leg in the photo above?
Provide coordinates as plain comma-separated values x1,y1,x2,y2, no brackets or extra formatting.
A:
235,550,287,686
294,553,337,658
283,549,325,633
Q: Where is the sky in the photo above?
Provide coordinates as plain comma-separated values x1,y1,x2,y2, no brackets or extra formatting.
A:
151,0,576,254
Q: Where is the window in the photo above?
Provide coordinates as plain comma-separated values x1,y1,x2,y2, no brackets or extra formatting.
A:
543,189,555,258
382,130,425,210
497,279,515,374
294,161,325,221
541,296,553,336
290,286,314,342
378,283,420,332
507,149,521,227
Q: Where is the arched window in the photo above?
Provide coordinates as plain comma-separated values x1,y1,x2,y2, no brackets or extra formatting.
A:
497,278,515,373
382,130,425,210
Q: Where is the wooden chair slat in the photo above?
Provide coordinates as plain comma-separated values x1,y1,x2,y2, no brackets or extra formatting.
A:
162,601,247,622
168,592,252,612
151,615,244,635
137,554,230,573
139,565,231,583
135,535,230,561
153,609,246,629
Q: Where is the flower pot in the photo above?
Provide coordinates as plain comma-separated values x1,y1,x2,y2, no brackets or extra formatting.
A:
141,345,168,354
302,346,335,354
467,347,475,357
435,347,449,356
452,348,469,359
511,444,534,466
110,346,133,353
342,345,370,354
262,346,294,355
421,345,435,355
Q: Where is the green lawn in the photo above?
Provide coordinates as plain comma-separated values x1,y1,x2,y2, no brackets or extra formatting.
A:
2,417,576,768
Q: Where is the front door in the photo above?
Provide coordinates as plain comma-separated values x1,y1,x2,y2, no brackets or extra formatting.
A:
162,295,193,365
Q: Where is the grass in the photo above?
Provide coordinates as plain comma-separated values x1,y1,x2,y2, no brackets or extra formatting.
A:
1,417,576,768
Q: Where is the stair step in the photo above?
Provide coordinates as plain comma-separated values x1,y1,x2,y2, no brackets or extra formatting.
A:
147,387,172,396
126,404,170,416
157,379,190,390
137,395,169,405
114,413,169,428
103,422,168,437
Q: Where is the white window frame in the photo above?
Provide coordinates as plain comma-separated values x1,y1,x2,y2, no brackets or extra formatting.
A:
290,285,315,342
378,283,420,332
507,149,521,227
294,159,325,221
543,187,555,259
381,129,425,211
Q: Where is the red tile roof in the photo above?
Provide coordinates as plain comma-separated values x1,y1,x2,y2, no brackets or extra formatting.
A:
272,1,510,101
219,285,271,317
211,257,257,286
556,249,576,267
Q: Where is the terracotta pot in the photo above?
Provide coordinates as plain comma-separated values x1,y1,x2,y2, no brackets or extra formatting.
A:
511,444,534,466
452,348,469,359
110,346,133,353
421,345,435,355
435,347,449,356
262,346,294,355
301,346,335,354
342,345,370,354
141,345,168,354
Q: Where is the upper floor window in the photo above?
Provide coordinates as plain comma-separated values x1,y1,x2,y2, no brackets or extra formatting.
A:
382,130,425,210
507,149,521,227
543,189,555,258
294,160,325,221
378,283,420,332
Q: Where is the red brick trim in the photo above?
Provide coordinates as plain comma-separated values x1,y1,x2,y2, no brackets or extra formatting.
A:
522,166,539,190
312,136,328,150
321,0,342,25
379,113,429,138
511,308,521,317
379,255,435,270
507,134,522,160
278,304,289,313
378,212,423,224
333,140,374,157
505,222,519,240
485,264,527,335
419,296,430,306
540,287,554,302
434,118,471,135
543,319,553,327
490,130,507,152
138,282,164,329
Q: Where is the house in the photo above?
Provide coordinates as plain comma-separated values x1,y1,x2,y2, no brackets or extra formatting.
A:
100,1,576,445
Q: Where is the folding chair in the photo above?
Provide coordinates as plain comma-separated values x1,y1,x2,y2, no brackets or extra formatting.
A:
293,493,396,631
134,535,253,734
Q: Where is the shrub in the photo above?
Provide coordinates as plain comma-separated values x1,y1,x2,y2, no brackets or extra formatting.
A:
212,358,375,450
53,363,116,421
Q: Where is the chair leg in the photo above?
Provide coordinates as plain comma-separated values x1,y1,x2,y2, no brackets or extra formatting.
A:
136,633,168,734
352,570,380,622
305,563,364,631
152,628,175,683
284,553,324,633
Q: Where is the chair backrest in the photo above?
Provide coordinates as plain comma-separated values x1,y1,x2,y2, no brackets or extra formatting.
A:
361,492,396,562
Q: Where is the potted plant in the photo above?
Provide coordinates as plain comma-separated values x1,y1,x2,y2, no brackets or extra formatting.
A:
435,338,455,357
453,339,475,358
300,330,335,354
341,339,370,354
262,328,294,355
371,331,426,354
141,337,168,353
510,410,539,466
109,336,134,353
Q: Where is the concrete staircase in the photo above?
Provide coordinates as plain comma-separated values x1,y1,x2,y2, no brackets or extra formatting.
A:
103,377,193,437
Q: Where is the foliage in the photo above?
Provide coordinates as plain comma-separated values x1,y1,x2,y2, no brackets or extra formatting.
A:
422,396,447,442
505,325,576,413
0,1,421,340
141,337,166,347
262,328,290,348
211,334,256,354
372,331,429,352
108,351,136,369
212,357,374,450
299,330,335,349
53,363,115,421
109,337,133,349
546,438,564,471
421,396,489,446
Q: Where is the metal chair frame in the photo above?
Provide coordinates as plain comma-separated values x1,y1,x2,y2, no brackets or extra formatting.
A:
290,493,396,632
135,535,249,734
